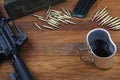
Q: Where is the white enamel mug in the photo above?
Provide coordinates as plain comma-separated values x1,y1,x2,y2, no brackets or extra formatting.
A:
79,28,117,69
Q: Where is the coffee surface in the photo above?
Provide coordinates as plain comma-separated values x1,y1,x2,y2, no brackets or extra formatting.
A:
91,40,111,57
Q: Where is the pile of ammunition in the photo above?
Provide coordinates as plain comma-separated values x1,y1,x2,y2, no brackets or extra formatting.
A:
33,7,76,30
92,7,120,30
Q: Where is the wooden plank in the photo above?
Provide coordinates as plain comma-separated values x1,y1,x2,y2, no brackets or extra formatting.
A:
0,0,120,80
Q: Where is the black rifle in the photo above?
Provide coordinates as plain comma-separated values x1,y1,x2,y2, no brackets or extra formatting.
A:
0,14,33,80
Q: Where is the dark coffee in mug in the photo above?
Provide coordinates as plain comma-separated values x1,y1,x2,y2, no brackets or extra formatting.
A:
91,40,112,57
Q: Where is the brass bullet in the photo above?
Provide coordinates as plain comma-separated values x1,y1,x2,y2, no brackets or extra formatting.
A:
99,15,110,25
49,19,60,24
48,20,58,26
49,16,58,21
108,17,118,23
113,25,120,28
65,20,76,25
62,8,69,16
110,25,120,30
66,8,72,17
107,17,119,26
51,10,62,14
56,15,64,19
63,14,72,19
33,14,44,19
101,16,113,25
38,17,47,22
43,25,55,30
48,22,58,28
96,10,108,20
46,6,51,15
46,11,51,20
34,22,42,31
109,22,120,27
92,10,100,21
113,22,120,26
50,10,62,17
110,19,120,25
58,19,68,24
98,7,107,16
96,12,109,22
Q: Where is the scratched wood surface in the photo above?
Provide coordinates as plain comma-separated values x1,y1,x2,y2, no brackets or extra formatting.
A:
0,0,120,80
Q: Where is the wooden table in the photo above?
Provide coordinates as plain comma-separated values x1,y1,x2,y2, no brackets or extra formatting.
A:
0,0,120,80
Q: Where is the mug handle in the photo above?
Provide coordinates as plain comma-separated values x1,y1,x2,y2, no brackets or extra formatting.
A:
79,43,94,64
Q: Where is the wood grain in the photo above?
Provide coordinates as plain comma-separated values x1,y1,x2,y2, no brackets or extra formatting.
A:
0,0,120,80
